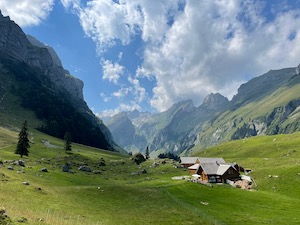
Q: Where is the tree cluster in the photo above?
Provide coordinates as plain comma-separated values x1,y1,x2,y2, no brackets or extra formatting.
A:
157,152,180,161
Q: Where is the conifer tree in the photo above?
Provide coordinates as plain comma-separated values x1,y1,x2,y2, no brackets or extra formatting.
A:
145,146,150,160
64,131,72,152
15,120,30,158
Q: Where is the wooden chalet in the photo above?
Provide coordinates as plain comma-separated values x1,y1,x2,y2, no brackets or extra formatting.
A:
184,157,240,183
179,157,200,168
196,162,240,183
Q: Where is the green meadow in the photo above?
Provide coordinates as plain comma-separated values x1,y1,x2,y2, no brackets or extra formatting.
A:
1,126,300,224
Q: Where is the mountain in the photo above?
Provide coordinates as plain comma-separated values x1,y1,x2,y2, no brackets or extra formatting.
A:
0,11,119,151
194,66,300,152
105,65,300,156
105,94,230,155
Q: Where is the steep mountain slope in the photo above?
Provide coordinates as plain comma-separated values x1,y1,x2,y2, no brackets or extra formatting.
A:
0,12,118,151
192,66,300,154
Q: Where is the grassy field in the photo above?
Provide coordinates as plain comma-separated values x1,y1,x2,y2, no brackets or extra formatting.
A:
1,127,300,224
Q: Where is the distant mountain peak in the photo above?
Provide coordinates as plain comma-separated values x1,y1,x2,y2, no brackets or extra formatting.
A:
127,109,141,120
201,93,229,111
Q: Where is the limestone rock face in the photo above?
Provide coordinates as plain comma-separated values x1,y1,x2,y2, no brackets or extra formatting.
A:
26,35,62,67
0,11,83,102
0,11,117,150
0,13,29,62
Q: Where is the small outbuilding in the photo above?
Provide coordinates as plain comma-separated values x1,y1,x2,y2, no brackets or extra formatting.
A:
180,157,200,168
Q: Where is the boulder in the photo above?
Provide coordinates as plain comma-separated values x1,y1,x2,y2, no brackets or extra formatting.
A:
62,164,72,172
153,162,159,167
41,168,48,172
78,165,92,172
98,158,106,166
141,169,147,174
22,181,30,185
93,170,101,174
16,160,25,167
0,206,6,215
7,166,14,170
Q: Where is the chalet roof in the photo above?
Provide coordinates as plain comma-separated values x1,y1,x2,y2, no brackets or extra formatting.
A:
180,157,226,164
188,163,200,170
198,157,225,164
180,157,199,164
200,163,232,176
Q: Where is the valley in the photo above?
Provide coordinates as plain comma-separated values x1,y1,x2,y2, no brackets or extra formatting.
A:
1,126,300,224
1,6,300,225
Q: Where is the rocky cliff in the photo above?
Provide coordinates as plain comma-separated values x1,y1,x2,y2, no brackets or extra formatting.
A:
0,11,118,151
0,11,83,103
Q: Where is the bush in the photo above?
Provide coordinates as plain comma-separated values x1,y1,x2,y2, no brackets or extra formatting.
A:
157,152,180,161
131,153,146,165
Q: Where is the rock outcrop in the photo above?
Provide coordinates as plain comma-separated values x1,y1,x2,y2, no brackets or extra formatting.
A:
0,11,83,102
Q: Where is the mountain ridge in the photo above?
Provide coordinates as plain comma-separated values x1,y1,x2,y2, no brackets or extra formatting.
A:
0,11,119,151
105,65,300,156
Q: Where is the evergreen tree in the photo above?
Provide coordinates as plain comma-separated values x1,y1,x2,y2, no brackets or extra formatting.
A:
145,146,150,160
64,131,72,152
15,120,30,158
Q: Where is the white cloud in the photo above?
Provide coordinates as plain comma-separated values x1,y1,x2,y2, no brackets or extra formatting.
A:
96,102,142,118
77,0,137,52
110,76,146,103
128,76,147,103
0,0,54,27
101,59,124,84
142,0,300,111
66,0,182,52
112,87,130,98
65,0,300,112
100,92,111,102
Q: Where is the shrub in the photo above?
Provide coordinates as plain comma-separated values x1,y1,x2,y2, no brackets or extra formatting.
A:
157,152,180,161
131,153,146,165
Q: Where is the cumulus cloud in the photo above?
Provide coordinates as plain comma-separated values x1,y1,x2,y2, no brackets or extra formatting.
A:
110,76,146,103
128,76,147,103
0,0,54,27
64,0,300,112
141,0,300,111
101,59,124,84
96,102,142,118
100,92,111,102
65,0,181,52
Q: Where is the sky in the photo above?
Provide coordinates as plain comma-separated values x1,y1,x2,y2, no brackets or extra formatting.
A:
1,0,300,117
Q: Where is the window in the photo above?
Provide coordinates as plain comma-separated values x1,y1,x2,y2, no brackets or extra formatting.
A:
208,176,216,183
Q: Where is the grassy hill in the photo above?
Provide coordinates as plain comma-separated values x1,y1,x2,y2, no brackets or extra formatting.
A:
1,126,300,224
189,132,300,224
0,126,210,225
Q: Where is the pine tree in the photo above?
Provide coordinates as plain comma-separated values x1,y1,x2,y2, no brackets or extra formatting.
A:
145,146,150,160
64,132,72,152
15,120,30,158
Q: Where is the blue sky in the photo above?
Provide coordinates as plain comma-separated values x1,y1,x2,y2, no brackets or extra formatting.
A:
1,0,300,117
